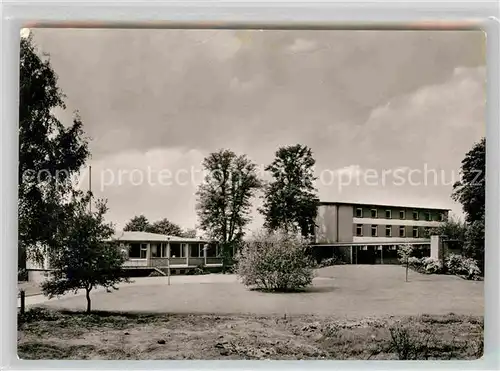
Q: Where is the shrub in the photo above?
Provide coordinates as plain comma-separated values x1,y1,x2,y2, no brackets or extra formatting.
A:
407,257,424,270
235,229,316,292
318,256,344,268
445,254,482,280
422,257,444,274
388,323,434,360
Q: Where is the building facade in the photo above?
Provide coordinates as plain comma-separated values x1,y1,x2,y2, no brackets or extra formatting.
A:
114,231,223,273
314,201,449,264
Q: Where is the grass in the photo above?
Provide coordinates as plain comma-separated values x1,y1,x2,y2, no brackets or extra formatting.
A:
18,308,483,360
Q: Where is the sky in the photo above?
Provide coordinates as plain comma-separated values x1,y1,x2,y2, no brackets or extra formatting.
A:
27,28,486,233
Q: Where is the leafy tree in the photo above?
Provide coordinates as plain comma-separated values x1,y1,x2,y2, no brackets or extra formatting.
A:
18,35,90,268
423,216,467,242
260,144,319,238
196,149,262,272
123,215,150,232
452,137,485,273
397,243,415,282
123,215,194,238
236,229,316,291
452,137,485,224
464,215,485,273
42,196,128,313
182,228,197,238
148,218,184,236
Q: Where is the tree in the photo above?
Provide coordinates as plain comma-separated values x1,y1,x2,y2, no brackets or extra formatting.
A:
423,216,467,242
41,196,129,313
148,218,184,236
196,149,262,272
260,144,319,238
397,243,415,282
18,35,90,268
182,228,197,238
464,215,485,273
123,215,193,238
123,215,150,232
452,137,485,224
236,229,316,291
452,137,485,273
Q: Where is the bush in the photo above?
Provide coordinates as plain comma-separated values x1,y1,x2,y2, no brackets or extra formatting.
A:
318,256,344,268
445,254,482,280
388,323,433,360
235,230,316,292
407,257,423,270
422,257,444,274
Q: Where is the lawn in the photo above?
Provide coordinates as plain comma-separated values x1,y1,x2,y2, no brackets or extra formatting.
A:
36,265,484,317
18,265,484,360
18,309,483,360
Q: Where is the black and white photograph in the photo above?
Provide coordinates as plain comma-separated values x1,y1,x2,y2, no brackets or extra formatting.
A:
17,27,485,360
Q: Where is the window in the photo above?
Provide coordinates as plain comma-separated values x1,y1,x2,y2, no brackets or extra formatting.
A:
356,224,363,236
151,244,158,258
385,210,392,219
356,208,363,218
371,209,377,218
412,227,419,238
140,244,147,259
189,243,204,257
439,213,446,222
371,225,377,237
205,243,218,257
385,225,392,237
399,226,406,237
170,243,184,258
399,210,405,219
425,212,432,221
129,243,141,258
413,211,419,220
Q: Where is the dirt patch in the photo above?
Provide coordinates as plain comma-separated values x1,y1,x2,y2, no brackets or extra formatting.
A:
17,309,483,360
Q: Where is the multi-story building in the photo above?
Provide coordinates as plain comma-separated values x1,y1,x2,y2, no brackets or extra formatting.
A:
314,201,449,264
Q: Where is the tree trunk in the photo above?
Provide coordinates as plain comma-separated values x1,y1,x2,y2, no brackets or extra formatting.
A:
405,259,409,282
85,288,91,313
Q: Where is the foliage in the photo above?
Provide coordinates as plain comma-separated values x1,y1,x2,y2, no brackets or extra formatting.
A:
196,149,262,272
397,243,415,282
451,138,485,273
41,196,129,312
18,35,90,267
123,215,150,232
464,215,485,274
148,218,185,236
445,254,482,281
318,256,344,268
423,216,467,242
123,215,195,238
388,322,435,360
452,137,485,224
260,144,319,238
421,257,444,274
405,254,480,280
235,229,316,291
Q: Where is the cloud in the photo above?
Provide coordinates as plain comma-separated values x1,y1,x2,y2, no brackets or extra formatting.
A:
85,147,206,230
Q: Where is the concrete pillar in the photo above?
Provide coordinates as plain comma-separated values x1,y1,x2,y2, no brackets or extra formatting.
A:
146,243,151,266
430,235,447,263
186,244,190,266
350,246,353,264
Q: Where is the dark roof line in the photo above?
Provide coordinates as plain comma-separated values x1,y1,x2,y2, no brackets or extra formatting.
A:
319,201,450,211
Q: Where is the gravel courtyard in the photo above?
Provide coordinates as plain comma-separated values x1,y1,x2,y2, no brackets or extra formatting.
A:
36,265,484,317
